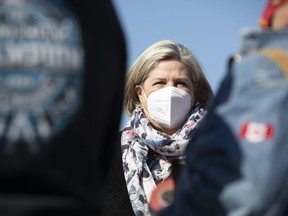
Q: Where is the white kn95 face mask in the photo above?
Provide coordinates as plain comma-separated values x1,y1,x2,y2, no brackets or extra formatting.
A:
142,86,192,129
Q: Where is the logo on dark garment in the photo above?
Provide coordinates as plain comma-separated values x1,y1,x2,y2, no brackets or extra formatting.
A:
0,0,83,153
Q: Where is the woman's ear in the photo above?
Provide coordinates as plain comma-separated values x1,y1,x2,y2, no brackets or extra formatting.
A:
135,85,143,102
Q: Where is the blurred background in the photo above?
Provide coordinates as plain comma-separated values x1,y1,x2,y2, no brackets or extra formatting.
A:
112,0,267,130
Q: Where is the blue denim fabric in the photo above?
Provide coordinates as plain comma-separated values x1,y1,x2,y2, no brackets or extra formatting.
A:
157,29,288,216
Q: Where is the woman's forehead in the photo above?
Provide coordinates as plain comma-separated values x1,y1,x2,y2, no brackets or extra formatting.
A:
147,60,189,79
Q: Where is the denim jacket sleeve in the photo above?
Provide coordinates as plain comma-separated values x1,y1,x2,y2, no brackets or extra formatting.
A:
157,53,288,216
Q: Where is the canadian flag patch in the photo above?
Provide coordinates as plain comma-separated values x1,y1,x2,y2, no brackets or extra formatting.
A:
239,122,274,143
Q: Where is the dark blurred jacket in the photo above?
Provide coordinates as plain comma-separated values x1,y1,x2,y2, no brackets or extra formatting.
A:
101,133,134,216
0,0,126,215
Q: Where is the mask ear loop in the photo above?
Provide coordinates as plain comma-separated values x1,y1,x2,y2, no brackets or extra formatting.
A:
140,86,149,101
139,86,156,122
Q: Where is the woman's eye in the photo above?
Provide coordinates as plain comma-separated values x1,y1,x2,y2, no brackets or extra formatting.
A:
176,81,186,86
154,81,165,85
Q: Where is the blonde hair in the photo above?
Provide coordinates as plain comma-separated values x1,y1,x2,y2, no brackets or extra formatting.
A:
123,40,213,116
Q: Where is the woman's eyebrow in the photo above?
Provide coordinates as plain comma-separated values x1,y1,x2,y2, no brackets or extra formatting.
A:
151,77,166,80
175,77,190,81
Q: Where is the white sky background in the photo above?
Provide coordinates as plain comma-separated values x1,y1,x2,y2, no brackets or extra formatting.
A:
112,0,267,130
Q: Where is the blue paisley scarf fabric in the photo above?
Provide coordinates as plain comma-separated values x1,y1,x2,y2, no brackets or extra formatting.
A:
121,103,206,216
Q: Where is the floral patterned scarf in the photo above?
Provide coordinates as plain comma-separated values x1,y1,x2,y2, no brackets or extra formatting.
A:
121,103,206,216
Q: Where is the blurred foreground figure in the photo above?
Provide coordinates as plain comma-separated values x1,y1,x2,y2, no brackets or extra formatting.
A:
0,0,126,215
158,0,288,215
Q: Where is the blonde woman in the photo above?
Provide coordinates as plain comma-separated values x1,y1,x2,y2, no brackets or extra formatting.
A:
102,40,213,216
